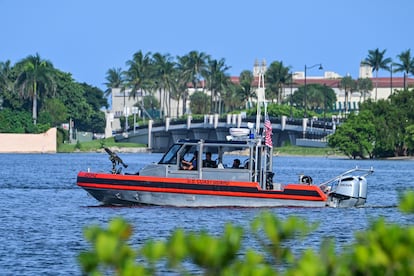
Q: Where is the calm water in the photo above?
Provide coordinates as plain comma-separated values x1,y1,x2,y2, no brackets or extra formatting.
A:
0,153,413,275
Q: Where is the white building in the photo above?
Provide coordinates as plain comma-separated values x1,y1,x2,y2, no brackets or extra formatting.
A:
287,63,412,112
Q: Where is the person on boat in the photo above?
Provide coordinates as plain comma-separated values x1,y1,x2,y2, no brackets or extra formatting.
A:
182,151,198,170
232,159,241,168
203,152,217,168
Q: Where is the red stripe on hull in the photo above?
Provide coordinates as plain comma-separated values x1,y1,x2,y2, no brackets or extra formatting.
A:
78,172,259,188
77,172,327,202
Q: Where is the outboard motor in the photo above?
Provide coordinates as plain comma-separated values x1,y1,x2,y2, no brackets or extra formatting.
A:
356,176,368,206
330,176,360,207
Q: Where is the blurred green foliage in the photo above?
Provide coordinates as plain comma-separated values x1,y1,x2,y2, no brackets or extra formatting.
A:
79,191,414,275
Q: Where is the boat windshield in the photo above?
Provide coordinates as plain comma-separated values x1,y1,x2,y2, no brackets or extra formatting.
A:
158,144,181,164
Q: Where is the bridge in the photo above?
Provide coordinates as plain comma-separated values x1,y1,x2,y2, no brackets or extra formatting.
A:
114,114,337,152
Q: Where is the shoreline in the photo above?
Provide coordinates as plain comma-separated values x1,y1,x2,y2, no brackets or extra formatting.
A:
70,147,414,160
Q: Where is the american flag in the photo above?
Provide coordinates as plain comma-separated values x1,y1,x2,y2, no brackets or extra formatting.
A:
264,115,273,147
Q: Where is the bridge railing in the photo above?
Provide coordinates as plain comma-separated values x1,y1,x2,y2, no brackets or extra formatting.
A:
113,114,337,135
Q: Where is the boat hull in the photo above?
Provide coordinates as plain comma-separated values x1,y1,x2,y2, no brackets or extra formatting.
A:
81,188,328,207
77,172,328,208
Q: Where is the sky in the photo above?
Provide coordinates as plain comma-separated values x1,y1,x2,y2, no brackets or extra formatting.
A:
1,0,413,90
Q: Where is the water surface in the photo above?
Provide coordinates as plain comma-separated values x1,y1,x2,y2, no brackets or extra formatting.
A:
0,153,413,275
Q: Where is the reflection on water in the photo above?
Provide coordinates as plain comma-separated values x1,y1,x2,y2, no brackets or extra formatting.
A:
0,153,413,275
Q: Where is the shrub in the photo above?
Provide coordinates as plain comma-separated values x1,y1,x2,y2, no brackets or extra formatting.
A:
78,191,414,275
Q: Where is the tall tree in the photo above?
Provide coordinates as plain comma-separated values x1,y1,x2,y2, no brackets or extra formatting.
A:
104,67,125,117
362,48,392,100
125,50,153,100
0,60,13,93
189,91,210,114
104,67,125,97
393,49,414,90
265,61,291,104
204,57,231,113
238,70,254,106
169,68,187,117
80,83,108,111
405,124,414,155
328,110,376,159
38,98,68,127
0,60,15,109
152,53,176,117
176,54,198,115
357,77,373,101
53,70,94,131
15,53,56,124
292,84,336,112
340,75,357,116
221,82,244,113
183,50,209,90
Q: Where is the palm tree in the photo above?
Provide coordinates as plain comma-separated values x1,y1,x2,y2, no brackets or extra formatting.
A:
265,61,291,103
176,52,209,115
189,91,210,114
15,53,55,124
124,50,154,123
357,78,373,101
152,52,176,117
340,75,357,116
221,82,244,113
362,48,392,100
169,68,188,117
184,50,209,90
393,49,414,90
104,67,126,117
104,67,125,97
204,57,231,113
125,50,153,100
176,55,192,115
0,60,15,107
238,70,254,107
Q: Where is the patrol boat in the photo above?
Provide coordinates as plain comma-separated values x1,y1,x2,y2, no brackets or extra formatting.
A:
77,130,373,208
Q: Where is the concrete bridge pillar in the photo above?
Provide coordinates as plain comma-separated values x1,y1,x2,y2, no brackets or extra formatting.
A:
302,118,308,138
281,115,286,131
214,114,219,128
105,112,114,138
226,114,232,124
187,115,192,129
209,114,214,125
237,114,242,128
148,120,153,149
165,117,170,131
231,114,237,125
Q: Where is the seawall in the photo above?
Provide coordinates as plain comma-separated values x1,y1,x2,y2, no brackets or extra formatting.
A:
0,128,57,153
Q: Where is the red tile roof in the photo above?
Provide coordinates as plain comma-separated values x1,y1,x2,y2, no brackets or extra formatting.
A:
189,76,414,89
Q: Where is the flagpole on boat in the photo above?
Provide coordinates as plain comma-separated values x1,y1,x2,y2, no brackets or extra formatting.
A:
262,102,268,189
255,60,267,189
255,60,266,137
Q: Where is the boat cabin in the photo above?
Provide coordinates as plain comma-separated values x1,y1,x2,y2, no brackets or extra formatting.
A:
138,138,274,190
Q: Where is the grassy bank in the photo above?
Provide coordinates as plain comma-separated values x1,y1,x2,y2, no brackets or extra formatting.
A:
275,145,342,157
57,137,145,153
